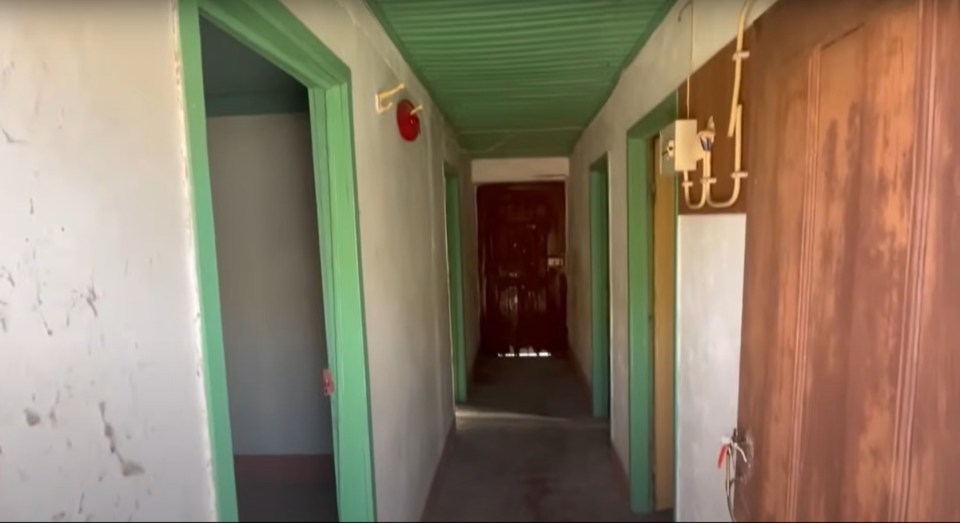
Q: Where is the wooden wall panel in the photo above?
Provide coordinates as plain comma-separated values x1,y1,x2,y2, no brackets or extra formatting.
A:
677,39,748,214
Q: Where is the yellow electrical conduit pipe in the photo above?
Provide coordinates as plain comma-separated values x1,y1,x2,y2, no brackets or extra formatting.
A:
681,0,753,210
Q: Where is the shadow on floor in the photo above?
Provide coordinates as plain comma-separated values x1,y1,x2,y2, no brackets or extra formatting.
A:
423,356,672,522
235,455,338,522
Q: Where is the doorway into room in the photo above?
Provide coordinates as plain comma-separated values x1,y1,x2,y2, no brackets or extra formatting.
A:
589,156,611,419
199,18,337,522
177,0,376,520
444,165,468,404
625,95,677,513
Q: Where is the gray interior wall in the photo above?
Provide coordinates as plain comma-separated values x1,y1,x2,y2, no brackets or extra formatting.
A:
676,214,745,521
207,113,333,456
566,0,777,472
280,2,470,517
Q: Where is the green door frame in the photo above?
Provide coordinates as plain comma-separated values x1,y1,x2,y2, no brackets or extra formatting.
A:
444,164,468,403
625,94,677,514
177,1,376,521
589,155,611,418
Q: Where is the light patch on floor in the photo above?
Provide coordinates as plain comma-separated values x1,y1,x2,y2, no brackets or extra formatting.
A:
423,357,672,522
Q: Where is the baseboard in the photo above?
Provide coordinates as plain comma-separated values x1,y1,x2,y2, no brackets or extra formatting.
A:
233,454,334,483
420,419,457,521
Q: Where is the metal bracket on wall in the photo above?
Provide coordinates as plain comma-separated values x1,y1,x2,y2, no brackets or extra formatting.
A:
376,82,406,113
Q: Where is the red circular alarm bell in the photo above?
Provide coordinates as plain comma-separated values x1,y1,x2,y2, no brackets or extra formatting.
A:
396,99,421,142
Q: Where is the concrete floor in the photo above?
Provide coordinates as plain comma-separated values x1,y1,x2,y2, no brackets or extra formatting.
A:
422,356,672,522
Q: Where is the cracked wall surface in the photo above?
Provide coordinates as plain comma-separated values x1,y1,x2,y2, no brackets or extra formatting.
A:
0,1,215,520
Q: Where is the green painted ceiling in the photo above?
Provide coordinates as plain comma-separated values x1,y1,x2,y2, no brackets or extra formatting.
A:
366,0,675,158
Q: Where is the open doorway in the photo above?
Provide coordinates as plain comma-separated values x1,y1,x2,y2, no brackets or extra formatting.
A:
200,18,335,522
443,165,468,404
588,156,611,419
177,1,376,520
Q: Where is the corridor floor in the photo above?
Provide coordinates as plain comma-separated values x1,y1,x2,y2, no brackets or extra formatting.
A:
422,356,672,522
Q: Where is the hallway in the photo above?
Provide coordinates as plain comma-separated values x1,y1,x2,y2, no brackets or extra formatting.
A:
423,357,671,522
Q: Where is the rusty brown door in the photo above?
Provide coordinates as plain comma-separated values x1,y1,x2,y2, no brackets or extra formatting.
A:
735,1,960,521
477,182,566,356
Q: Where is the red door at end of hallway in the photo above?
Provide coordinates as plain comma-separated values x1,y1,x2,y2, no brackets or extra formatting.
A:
477,182,566,357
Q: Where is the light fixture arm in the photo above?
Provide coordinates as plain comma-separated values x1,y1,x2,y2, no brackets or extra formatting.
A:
681,117,716,210
682,0,753,210
376,82,406,114
708,105,748,209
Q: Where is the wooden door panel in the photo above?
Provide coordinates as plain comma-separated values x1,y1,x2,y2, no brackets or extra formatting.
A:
737,1,922,521
905,2,960,519
738,1,960,520
796,9,918,519
736,48,810,522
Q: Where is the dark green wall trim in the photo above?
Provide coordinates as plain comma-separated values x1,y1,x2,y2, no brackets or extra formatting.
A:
205,91,309,117
589,155,611,418
444,165,468,404
625,93,677,514
178,0,376,520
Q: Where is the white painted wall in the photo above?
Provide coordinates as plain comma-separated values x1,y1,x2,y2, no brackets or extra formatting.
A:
0,1,214,520
676,214,745,522
471,157,569,184
206,114,333,456
0,0,474,520
567,0,776,476
280,1,472,520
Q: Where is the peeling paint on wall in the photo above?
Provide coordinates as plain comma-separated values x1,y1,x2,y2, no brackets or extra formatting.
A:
24,410,41,427
2,127,27,145
0,1,214,520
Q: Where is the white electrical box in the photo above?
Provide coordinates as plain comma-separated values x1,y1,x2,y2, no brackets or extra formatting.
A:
659,119,700,176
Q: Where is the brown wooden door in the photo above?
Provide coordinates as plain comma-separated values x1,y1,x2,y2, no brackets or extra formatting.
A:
650,136,676,510
477,182,566,356
735,1,960,520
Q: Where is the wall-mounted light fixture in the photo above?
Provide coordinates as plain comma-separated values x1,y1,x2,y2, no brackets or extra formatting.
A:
656,0,754,210
395,99,422,142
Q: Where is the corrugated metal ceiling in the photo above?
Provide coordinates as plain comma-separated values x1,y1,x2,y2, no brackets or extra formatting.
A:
366,0,675,157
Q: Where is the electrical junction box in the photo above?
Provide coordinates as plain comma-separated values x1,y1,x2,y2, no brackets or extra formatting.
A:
659,119,700,175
